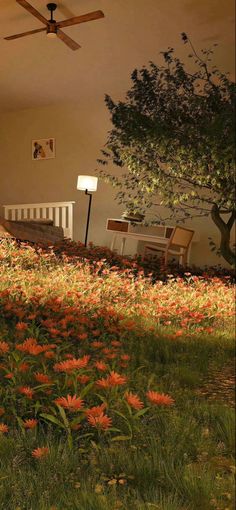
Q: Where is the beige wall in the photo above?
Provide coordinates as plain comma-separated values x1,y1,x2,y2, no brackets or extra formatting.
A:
0,102,234,267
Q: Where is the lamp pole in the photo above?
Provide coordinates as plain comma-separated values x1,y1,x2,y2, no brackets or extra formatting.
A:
84,189,92,247
77,175,98,247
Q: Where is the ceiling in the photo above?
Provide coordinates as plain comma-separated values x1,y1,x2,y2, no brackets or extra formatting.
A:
0,0,235,113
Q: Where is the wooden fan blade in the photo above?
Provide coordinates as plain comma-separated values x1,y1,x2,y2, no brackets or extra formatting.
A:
4,27,47,40
16,0,49,25
57,29,81,50
57,10,104,29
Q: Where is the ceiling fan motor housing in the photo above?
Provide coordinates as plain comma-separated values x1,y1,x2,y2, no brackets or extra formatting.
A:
47,3,57,13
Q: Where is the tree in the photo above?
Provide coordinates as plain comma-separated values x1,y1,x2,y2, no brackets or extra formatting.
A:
98,34,236,266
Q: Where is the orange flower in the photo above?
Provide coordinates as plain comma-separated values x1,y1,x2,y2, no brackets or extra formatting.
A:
105,352,117,360
23,418,38,429
0,423,8,433
91,341,104,349
54,394,84,411
18,362,30,373
19,386,34,399
27,313,37,320
34,373,52,384
54,355,90,373
32,446,49,459
77,333,88,341
96,371,127,389
121,354,130,361
17,338,41,354
146,391,174,406
0,341,9,354
94,361,108,372
0,407,5,417
125,392,144,410
96,377,110,389
87,413,112,430
48,328,60,337
111,340,122,347
85,403,106,417
92,329,101,337
44,351,55,359
16,321,28,331
77,374,90,384
175,330,183,337
4,372,14,379
108,371,127,386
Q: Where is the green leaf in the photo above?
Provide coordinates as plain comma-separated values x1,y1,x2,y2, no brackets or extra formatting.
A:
16,416,25,433
12,352,20,363
67,434,73,450
57,405,69,428
134,407,149,418
113,410,133,436
111,435,131,442
80,381,94,398
40,413,65,429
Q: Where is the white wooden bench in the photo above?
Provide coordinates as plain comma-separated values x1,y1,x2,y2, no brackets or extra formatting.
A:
3,201,75,240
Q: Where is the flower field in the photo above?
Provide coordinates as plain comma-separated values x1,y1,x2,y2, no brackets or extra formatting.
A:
0,240,235,510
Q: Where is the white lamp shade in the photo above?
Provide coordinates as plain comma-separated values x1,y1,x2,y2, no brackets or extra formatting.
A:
77,175,98,192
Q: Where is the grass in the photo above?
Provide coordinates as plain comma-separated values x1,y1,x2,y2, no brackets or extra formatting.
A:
0,239,235,510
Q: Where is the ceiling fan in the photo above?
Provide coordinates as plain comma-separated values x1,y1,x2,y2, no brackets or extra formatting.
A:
4,0,105,50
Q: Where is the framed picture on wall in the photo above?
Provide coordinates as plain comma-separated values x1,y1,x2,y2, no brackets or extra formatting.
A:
32,138,55,160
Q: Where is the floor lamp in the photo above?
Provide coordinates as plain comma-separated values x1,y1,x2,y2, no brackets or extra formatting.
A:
77,175,98,247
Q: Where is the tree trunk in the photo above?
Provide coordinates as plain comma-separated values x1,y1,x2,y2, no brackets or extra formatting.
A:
211,205,236,266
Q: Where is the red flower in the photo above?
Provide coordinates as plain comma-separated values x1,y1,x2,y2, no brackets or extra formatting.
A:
18,362,30,373
85,403,106,417
44,351,55,359
54,355,90,373
19,386,34,399
77,333,88,341
32,447,49,459
34,373,52,384
146,391,174,406
121,354,130,361
91,341,104,349
108,371,127,386
4,372,14,379
175,330,183,337
87,413,112,430
96,377,110,389
16,338,43,355
111,340,122,347
77,374,90,384
94,361,108,372
96,371,127,389
54,395,84,411
16,322,28,331
0,423,8,433
125,392,144,410
23,418,38,429
0,341,9,354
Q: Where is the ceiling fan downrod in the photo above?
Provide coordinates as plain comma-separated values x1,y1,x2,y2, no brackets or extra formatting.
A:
47,3,57,37
47,3,57,22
